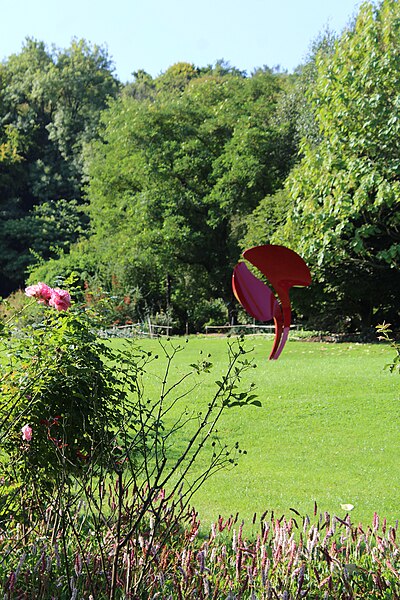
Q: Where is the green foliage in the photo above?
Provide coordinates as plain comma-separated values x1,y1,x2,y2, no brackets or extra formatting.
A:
241,188,291,248
1,200,89,290
241,31,338,257
123,69,156,100
28,199,89,256
155,61,201,93
41,66,297,331
0,290,148,515
0,124,22,163
0,38,119,295
292,26,338,148
275,0,400,329
192,297,229,329
7,7,400,333
0,285,259,597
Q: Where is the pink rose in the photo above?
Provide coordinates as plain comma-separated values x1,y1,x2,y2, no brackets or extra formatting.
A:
48,288,71,311
24,282,71,311
25,282,53,304
21,424,32,442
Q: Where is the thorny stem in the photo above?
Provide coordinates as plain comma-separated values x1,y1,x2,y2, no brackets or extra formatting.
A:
110,470,124,600
117,339,252,559
60,508,72,598
66,504,97,599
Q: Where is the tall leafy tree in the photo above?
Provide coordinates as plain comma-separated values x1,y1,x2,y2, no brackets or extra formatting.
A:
73,66,298,329
275,0,400,329
46,39,119,183
0,39,119,295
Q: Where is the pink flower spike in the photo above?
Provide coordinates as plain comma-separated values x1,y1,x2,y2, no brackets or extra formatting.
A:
48,288,71,311
21,424,32,442
25,282,53,304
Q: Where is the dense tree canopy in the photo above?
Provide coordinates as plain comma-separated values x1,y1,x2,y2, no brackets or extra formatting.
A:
70,67,297,329
269,0,400,330
4,1,400,332
0,39,118,294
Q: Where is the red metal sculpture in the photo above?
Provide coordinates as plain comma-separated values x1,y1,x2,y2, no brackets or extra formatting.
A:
232,245,311,359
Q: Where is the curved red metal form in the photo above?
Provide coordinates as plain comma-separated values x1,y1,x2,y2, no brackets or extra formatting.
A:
232,245,311,360
232,262,281,322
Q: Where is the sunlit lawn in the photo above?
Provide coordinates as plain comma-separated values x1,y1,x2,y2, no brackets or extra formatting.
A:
112,335,399,528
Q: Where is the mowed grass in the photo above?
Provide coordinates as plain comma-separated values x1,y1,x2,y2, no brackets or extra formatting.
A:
115,336,400,527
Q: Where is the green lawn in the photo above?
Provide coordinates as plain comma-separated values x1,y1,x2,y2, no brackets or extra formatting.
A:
113,335,399,528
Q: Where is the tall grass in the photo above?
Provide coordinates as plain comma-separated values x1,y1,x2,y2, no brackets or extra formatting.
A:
2,500,400,599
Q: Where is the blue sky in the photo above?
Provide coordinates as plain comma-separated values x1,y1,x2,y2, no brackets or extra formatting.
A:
1,0,362,81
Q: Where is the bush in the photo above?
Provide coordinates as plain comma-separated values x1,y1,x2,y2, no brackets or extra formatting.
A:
0,281,259,598
191,298,229,331
0,281,150,518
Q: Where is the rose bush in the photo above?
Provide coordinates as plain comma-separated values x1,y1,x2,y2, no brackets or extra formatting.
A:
0,280,258,598
0,280,150,519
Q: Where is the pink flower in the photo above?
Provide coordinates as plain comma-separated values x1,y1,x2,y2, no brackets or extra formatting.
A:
25,282,53,304
25,282,71,311
21,424,32,442
48,288,71,311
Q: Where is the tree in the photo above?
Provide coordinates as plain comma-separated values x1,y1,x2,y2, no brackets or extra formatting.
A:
274,0,400,330
0,39,119,295
123,70,156,101
45,39,119,181
155,61,201,93
34,64,298,330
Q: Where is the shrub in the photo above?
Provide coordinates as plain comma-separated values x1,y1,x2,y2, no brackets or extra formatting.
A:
191,298,229,331
0,281,259,598
0,281,149,518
